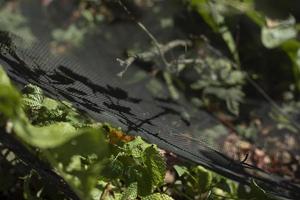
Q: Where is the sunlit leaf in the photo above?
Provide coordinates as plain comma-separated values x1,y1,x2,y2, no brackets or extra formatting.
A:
121,182,138,200
261,16,297,48
142,146,166,192
173,165,189,177
48,128,109,199
141,193,174,200
14,122,77,148
0,66,22,118
192,166,213,192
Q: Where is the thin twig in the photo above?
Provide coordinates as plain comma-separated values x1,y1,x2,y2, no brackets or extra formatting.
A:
117,0,169,68
117,40,192,77
99,182,112,200
116,0,194,99
171,58,203,65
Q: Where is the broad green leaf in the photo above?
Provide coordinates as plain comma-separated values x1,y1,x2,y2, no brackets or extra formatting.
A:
141,146,166,194
124,137,151,159
0,66,11,85
104,158,124,179
138,168,153,196
213,176,238,198
141,193,174,200
0,68,78,149
22,84,44,103
173,165,189,177
192,166,213,192
212,188,231,200
42,98,61,110
0,66,109,199
119,138,166,196
48,128,109,199
121,182,138,200
14,122,77,148
20,84,92,127
0,67,22,118
0,84,21,118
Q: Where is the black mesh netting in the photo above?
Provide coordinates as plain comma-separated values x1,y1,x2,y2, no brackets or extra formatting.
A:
1,1,300,199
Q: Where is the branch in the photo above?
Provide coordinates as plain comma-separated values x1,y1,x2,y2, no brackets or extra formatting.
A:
171,58,204,65
116,39,192,77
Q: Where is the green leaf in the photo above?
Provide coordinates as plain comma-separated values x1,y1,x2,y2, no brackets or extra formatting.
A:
139,146,166,195
141,193,174,200
0,66,109,199
138,168,153,196
213,176,238,198
244,4,265,26
190,0,239,63
0,66,22,118
48,128,109,199
82,10,94,23
118,138,166,196
192,166,213,192
20,84,92,127
121,182,138,200
22,84,44,107
42,98,61,110
261,16,297,48
281,40,300,91
190,0,218,31
123,137,151,159
14,122,77,148
104,158,124,179
173,165,189,177
0,66,11,85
